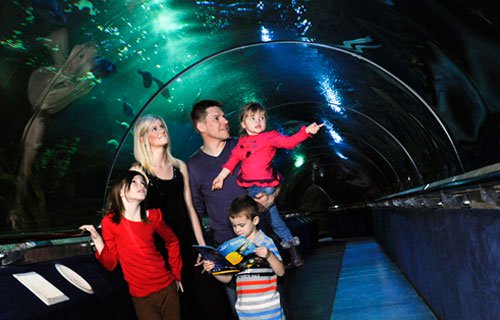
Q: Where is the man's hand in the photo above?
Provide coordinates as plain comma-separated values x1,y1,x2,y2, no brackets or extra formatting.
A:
253,187,280,212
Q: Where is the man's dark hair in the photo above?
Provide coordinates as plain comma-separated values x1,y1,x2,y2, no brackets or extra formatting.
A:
190,99,223,130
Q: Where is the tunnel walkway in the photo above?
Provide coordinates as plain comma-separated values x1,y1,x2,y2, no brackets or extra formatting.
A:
288,238,436,319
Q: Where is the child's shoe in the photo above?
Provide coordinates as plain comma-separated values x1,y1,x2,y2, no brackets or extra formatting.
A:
287,245,304,267
281,236,300,249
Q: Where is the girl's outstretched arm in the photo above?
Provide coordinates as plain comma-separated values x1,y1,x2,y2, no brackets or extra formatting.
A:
79,224,104,254
306,122,324,135
212,168,231,190
80,221,119,271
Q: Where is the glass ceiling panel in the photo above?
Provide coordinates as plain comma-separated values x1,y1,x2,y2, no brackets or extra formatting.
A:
1,0,498,236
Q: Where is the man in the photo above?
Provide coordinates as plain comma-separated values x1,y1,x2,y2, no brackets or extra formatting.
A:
188,100,290,319
188,100,277,245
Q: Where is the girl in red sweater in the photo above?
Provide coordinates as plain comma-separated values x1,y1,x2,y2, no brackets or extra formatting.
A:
80,170,183,320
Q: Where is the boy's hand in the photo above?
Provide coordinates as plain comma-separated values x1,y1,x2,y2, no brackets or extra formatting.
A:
254,246,271,259
306,122,324,135
203,260,215,273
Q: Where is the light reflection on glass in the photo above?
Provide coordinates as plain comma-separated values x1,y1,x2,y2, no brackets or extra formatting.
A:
261,26,272,42
319,76,343,113
336,151,348,159
323,120,343,143
154,11,183,34
297,18,311,35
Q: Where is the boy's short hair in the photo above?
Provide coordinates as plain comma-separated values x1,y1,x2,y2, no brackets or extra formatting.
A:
190,99,223,130
229,195,259,220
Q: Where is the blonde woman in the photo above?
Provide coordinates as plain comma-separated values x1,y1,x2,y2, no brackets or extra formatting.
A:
132,114,233,319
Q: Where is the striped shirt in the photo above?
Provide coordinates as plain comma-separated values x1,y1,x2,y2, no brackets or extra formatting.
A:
235,230,284,320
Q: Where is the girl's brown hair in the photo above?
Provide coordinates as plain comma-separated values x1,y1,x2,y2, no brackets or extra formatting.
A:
105,170,148,224
238,102,267,136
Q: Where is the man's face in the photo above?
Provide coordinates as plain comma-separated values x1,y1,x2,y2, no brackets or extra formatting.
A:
197,106,230,141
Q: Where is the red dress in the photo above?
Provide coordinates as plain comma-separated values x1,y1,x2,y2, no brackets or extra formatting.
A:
95,208,182,297
223,126,311,187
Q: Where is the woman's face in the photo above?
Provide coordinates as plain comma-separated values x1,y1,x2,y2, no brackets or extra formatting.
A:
146,118,169,147
123,174,147,203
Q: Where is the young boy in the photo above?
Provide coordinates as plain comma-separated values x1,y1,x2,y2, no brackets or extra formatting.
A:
203,195,286,320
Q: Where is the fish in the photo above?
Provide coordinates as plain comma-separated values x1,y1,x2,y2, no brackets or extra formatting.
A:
152,77,170,99
137,69,170,98
115,120,130,130
122,94,135,117
137,69,152,88
193,88,202,103
30,0,67,25
106,139,119,148
92,56,117,78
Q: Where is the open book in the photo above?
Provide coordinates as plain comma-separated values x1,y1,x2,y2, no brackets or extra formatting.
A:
193,236,268,275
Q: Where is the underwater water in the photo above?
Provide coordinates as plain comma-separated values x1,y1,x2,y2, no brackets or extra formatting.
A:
0,0,498,235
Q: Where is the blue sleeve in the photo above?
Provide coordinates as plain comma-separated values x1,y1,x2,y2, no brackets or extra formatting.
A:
266,238,282,261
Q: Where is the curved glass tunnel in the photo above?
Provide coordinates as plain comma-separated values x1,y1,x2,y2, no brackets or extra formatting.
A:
1,0,498,234
0,1,499,320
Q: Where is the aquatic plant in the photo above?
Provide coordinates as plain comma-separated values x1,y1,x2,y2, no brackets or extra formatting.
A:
36,137,80,196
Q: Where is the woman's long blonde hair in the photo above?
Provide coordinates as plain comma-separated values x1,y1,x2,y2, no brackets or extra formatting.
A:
133,114,180,175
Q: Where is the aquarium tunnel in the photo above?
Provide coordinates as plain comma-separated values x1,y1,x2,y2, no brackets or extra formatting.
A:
0,0,499,319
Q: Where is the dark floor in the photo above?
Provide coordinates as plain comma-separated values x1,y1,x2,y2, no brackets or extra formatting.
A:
288,238,436,320
287,238,344,319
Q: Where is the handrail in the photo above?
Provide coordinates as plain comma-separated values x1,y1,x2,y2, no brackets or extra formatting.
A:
377,163,500,202
0,228,89,246
0,229,94,266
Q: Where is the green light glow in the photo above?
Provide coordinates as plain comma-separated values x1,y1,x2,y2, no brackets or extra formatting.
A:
154,11,183,33
294,155,305,167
